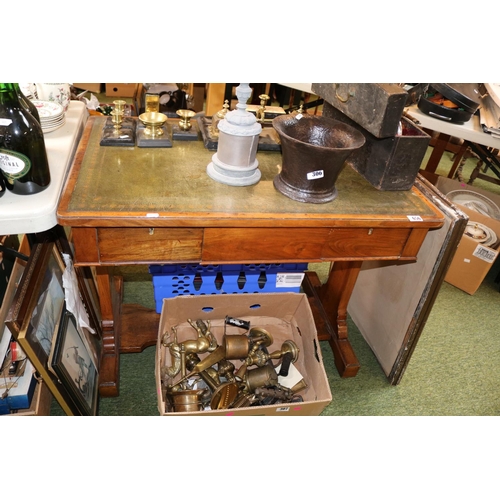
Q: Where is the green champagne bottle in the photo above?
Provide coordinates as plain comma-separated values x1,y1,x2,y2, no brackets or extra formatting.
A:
0,83,51,195
13,83,41,123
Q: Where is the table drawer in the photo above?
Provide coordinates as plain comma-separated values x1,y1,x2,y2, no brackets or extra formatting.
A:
72,227,203,264
202,227,414,262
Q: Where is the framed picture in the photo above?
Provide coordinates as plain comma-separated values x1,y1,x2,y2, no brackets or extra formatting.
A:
6,241,82,415
50,307,99,416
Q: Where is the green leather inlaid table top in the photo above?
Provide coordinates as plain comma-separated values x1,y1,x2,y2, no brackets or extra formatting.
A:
58,117,444,228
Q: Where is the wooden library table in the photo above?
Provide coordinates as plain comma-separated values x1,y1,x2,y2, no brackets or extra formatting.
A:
57,116,444,397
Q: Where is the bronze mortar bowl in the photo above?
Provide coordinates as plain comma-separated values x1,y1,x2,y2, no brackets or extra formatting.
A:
272,114,365,203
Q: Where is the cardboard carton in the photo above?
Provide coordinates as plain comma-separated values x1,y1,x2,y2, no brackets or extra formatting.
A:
443,205,500,294
436,177,500,294
73,83,103,93
105,83,138,98
3,380,52,417
156,293,332,416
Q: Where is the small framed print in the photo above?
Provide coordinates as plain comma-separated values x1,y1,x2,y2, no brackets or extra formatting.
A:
50,308,99,416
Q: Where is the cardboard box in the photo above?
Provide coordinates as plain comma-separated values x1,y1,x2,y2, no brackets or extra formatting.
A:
443,205,500,294
0,358,37,413
436,176,500,211
436,177,500,294
3,380,52,416
105,83,138,98
156,293,332,416
73,83,103,93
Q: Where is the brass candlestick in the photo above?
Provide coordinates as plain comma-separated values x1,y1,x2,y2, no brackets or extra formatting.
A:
176,109,196,131
139,111,167,137
110,99,127,131
100,100,135,146
256,94,269,122
113,99,127,112
211,99,230,137
110,110,124,131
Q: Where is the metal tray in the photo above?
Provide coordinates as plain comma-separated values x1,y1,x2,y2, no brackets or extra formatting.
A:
431,83,481,114
418,95,473,124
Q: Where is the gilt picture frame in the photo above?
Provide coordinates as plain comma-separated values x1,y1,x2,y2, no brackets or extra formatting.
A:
50,307,99,416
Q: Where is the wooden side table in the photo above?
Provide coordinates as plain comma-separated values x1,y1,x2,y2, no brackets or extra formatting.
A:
57,116,444,397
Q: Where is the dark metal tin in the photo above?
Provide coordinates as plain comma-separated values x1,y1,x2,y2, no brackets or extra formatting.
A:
417,95,473,124
431,83,480,114
323,102,430,191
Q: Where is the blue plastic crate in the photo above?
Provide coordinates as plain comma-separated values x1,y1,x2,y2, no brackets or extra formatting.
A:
149,263,307,313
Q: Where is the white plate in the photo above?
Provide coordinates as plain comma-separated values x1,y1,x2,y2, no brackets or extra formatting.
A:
446,190,500,220
32,100,64,119
40,115,65,125
42,117,66,133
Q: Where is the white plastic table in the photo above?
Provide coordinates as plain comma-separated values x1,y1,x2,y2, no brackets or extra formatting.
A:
0,100,88,235
407,104,500,184
406,104,500,150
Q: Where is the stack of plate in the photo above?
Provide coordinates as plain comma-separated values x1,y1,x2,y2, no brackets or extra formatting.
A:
32,100,65,133
446,190,500,220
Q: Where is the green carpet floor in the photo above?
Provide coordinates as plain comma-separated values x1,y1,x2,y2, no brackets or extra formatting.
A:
50,148,500,416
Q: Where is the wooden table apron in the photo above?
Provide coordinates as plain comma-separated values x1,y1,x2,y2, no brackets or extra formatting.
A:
57,117,444,397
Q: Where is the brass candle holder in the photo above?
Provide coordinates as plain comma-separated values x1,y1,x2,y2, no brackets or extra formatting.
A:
139,111,168,138
113,99,127,112
110,110,124,131
100,100,135,146
176,109,196,131
110,100,126,131
210,99,230,137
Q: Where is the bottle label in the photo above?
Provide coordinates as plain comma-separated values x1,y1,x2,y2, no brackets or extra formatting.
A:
0,149,31,183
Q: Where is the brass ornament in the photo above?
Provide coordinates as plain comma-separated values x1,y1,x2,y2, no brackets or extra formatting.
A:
176,109,196,131
139,111,168,137
161,318,305,412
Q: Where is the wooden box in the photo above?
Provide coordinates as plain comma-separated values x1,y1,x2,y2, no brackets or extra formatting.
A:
323,101,430,191
312,83,408,138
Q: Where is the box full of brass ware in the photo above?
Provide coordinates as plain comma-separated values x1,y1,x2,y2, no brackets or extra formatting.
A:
155,293,332,416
